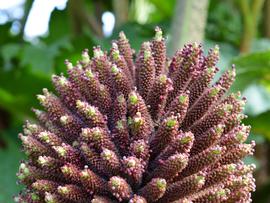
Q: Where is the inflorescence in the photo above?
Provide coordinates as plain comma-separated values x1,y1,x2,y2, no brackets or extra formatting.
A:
16,27,255,203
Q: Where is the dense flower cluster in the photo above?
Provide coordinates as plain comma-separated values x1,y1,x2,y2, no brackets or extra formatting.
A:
16,27,255,203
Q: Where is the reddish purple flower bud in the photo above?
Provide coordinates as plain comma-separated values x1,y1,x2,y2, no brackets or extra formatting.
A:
122,156,145,186
136,42,156,100
159,173,205,202
151,27,166,76
117,32,135,78
150,115,179,156
146,74,173,120
108,176,133,201
138,178,167,202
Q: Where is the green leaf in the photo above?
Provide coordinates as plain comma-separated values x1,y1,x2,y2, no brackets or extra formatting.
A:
0,130,25,203
45,9,71,43
0,68,51,119
1,43,21,70
251,38,270,52
244,111,270,141
231,51,270,92
149,0,176,17
20,44,58,74
243,84,270,116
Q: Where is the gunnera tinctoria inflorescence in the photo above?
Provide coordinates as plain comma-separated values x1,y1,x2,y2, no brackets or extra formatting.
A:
16,27,256,203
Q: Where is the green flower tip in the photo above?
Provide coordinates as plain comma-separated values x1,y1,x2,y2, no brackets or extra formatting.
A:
116,120,124,130
129,93,139,105
85,69,94,78
236,132,246,143
26,123,38,132
76,100,84,109
110,176,121,189
72,140,79,147
65,60,73,70
227,163,236,172
159,74,167,84
92,128,102,140
57,75,68,87
38,132,50,143
119,31,127,40
166,118,177,128
213,45,219,55
82,49,90,64
60,115,69,125
156,178,167,190
54,146,67,157
174,154,188,164
207,66,216,75
143,42,151,60
180,133,193,144
195,175,205,186
228,67,236,78
112,43,120,60
218,104,233,116
209,86,221,97
126,158,136,168
58,186,69,195
117,94,125,103
61,165,71,175
31,193,40,201
178,95,188,104
136,144,145,153
154,26,163,41
93,47,104,58
210,146,222,156
80,170,90,179
215,188,228,199
215,124,224,135
86,106,96,117
224,104,233,112
44,192,56,203
18,163,30,180
37,94,46,103
101,148,113,160
111,64,120,74
37,156,49,166
133,113,144,129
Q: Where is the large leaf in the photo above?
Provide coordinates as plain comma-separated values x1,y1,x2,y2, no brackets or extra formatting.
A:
244,111,270,141
230,51,270,141
20,44,58,74
0,68,51,119
243,84,270,116
230,51,270,115
231,51,270,92
0,43,21,71
0,130,24,203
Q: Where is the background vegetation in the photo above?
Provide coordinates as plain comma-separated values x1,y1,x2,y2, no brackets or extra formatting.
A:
0,0,270,202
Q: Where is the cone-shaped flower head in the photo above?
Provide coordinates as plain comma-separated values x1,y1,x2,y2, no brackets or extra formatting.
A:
16,27,255,203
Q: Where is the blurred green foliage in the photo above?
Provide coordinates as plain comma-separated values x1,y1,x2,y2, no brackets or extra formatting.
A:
0,0,270,202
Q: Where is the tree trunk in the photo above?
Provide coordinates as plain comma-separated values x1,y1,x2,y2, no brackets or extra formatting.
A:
113,0,129,28
168,0,209,56
68,0,103,37
264,0,270,38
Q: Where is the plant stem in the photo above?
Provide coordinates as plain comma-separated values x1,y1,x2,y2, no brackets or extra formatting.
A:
113,0,129,28
168,0,209,56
